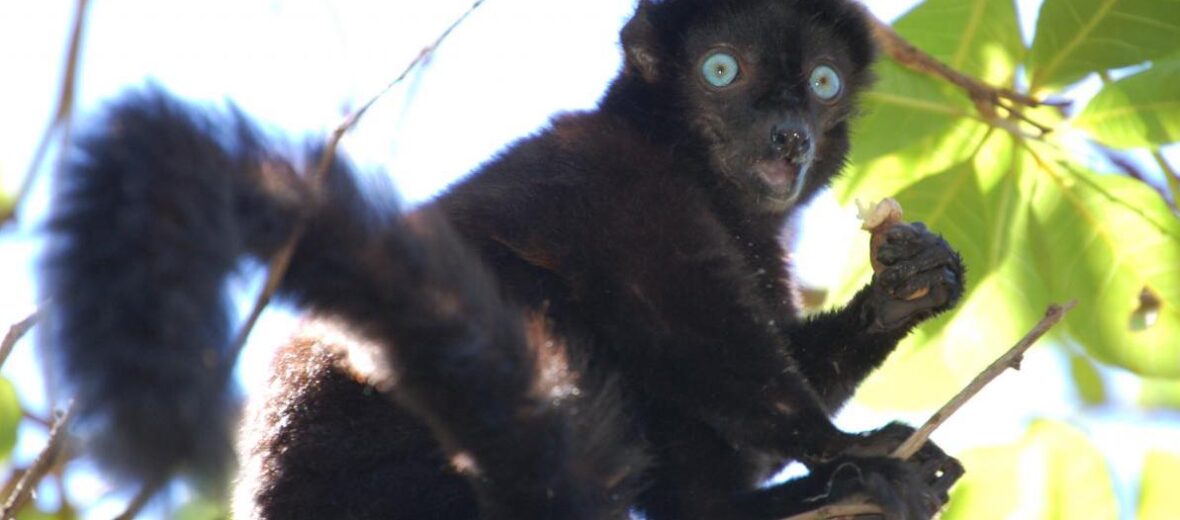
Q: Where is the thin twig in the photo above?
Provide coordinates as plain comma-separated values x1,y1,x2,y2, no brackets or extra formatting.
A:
224,0,487,367
0,309,38,371
20,411,51,429
861,6,1060,138
892,300,1076,458
1,0,89,225
1,403,75,519
787,301,1076,519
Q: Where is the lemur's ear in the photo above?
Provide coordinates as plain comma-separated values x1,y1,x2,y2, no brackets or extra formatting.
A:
621,0,661,83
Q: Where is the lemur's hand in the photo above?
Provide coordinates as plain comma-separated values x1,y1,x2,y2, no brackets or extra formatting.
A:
863,222,964,332
838,422,965,517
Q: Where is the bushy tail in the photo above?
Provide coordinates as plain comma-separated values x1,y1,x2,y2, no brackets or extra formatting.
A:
41,88,302,485
41,88,643,517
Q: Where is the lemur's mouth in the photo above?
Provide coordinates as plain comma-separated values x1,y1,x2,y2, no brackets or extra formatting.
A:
753,158,807,202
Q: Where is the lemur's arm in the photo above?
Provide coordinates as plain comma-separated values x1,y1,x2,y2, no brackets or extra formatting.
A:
786,226,964,412
43,90,637,518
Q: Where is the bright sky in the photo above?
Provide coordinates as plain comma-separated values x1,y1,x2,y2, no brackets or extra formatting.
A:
1,1,1176,518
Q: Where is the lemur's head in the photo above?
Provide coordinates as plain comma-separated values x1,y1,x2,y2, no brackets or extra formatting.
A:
616,0,876,215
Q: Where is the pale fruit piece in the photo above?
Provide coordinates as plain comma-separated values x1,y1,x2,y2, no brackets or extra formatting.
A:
856,197,904,231
856,198,928,301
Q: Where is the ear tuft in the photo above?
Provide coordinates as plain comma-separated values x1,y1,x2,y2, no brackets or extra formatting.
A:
621,1,661,83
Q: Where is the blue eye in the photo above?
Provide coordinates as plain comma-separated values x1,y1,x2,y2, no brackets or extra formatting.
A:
701,52,740,88
809,64,842,101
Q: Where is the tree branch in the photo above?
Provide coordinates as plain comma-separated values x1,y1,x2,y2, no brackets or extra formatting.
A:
860,5,1062,139
0,309,38,371
786,301,1077,519
225,0,488,367
892,300,1076,459
0,403,75,518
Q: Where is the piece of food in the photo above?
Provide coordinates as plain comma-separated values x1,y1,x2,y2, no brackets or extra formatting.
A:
856,198,929,301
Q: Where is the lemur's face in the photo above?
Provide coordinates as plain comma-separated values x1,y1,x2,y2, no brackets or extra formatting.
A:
623,0,875,215
684,1,874,213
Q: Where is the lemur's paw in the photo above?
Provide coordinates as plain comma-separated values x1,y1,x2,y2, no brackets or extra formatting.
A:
865,222,964,332
843,422,965,516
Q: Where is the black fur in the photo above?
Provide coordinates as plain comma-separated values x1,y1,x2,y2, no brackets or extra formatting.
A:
41,0,966,518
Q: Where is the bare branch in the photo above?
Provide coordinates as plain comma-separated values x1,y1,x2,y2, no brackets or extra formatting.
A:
0,309,38,371
786,301,1076,519
892,300,1077,459
1,403,75,518
1,0,90,226
21,411,51,430
225,0,488,366
859,5,1061,139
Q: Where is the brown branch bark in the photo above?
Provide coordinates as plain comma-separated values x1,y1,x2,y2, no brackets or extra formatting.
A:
0,403,75,519
225,0,488,366
0,309,38,371
786,301,1077,519
860,5,1061,138
892,300,1076,459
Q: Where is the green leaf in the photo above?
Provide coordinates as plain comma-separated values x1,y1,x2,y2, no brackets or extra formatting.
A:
0,377,21,461
1029,0,1180,92
1035,421,1120,519
832,130,1010,309
943,420,1119,520
844,0,1024,174
1139,451,1180,519
1074,58,1180,149
848,60,979,168
893,0,1025,85
1140,378,1180,411
942,444,1023,520
847,136,1043,409
1024,148,1180,377
1068,352,1108,405
839,0,1025,209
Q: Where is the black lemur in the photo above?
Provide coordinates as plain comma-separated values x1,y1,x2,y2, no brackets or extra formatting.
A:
41,0,966,518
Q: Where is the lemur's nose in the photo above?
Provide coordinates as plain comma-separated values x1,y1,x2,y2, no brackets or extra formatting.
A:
770,124,812,164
